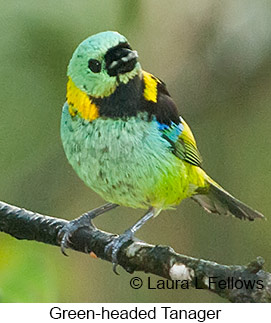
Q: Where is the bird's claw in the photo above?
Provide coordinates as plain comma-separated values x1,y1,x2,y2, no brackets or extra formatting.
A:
105,230,133,274
60,231,72,256
58,219,90,256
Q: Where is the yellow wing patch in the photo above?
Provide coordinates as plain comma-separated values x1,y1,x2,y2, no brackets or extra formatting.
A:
67,77,99,122
180,118,197,147
142,71,161,103
175,118,203,167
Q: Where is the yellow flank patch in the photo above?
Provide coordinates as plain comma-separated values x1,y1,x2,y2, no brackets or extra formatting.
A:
66,77,99,122
142,70,160,103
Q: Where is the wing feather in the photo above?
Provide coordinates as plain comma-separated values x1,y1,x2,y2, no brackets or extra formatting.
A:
175,118,202,167
142,71,202,167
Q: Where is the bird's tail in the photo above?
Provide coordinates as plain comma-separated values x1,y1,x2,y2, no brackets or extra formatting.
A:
192,177,264,221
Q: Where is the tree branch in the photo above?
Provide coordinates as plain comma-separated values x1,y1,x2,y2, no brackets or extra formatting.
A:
0,200,270,302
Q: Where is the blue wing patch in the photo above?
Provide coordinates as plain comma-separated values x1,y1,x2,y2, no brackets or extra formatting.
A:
157,119,202,167
157,121,184,143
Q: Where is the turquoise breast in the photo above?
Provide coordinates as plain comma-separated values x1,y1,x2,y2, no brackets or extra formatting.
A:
60,103,187,209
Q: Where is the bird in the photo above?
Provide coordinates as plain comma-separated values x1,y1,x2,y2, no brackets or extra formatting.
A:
59,31,264,271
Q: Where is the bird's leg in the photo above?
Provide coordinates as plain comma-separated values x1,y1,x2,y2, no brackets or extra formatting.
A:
105,207,156,273
59,203,118,255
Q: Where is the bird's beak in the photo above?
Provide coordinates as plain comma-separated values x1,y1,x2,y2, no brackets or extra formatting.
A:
105,45,138,77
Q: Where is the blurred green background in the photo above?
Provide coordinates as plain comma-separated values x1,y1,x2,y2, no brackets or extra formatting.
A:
0,0,270,302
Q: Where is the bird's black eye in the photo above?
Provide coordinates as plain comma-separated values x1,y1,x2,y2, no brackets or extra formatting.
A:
88,59,101,73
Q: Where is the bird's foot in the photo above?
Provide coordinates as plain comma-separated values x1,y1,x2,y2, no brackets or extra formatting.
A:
58,218,93,256
58,203,118,256
105,229,134,274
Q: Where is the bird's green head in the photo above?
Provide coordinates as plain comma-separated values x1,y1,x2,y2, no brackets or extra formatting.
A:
67,31,141,98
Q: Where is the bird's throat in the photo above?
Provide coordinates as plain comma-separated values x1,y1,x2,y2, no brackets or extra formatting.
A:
66,77,99,122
